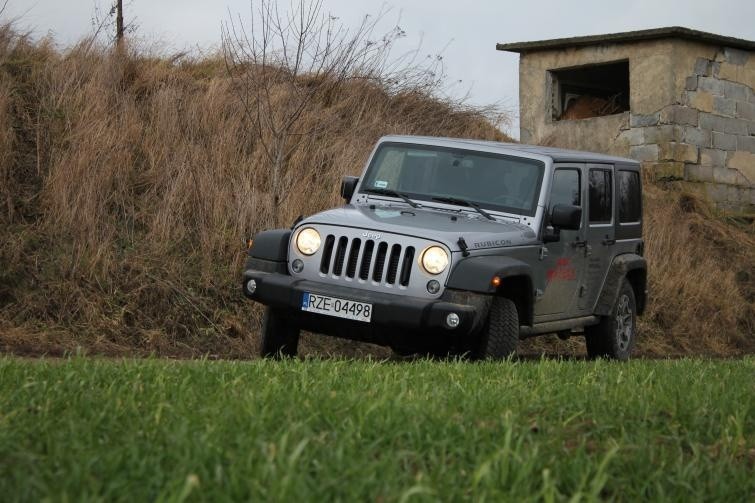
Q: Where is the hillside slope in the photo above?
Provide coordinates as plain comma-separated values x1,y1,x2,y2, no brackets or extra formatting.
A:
0,27,752,357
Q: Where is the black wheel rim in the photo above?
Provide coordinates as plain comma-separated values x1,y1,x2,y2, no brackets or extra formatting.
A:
615,293,633,351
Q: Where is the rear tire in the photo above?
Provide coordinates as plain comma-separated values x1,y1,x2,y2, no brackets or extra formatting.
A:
475,297,519,360
585,279,637,361
260,307,300,358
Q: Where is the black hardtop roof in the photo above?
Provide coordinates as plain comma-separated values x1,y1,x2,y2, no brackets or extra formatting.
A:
496,26,755,54
380,135,640,166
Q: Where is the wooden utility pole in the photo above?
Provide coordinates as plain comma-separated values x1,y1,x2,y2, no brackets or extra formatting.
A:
115,0,124,45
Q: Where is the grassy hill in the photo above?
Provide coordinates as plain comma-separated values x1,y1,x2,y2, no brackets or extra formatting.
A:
0,25,753,358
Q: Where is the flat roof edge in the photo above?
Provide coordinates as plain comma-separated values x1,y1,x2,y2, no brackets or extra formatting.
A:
496,26,755,54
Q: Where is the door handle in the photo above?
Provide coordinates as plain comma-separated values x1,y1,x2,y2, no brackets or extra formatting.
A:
601,237,616,246
572,239,587,248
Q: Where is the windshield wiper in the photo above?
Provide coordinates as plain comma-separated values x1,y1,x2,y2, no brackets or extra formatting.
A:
363,188,420,208
431,196,495,221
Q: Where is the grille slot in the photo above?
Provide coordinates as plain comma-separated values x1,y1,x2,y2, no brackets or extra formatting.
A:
385,244,401,284
332,236,348,276
359,240,375,280
319,235,336,274
345,238,361,278
372,242,388,282
400,247,415,286
317,233,415,287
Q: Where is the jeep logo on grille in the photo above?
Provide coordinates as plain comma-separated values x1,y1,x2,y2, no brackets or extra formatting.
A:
362,231,382,240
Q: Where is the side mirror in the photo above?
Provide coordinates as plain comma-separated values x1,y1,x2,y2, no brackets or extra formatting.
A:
341,176,359,201
551,204,582,230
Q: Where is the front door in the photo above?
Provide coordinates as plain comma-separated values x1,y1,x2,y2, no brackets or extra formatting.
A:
535,164,586,319
578,164,616,312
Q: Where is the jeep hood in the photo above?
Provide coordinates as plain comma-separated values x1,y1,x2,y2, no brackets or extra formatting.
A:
301,204,538,251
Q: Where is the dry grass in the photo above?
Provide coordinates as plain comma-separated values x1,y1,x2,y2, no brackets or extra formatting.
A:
0,25,752,358
638,184,754,355
0,26,504,358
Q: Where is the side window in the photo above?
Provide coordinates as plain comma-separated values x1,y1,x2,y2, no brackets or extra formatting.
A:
588,169,612,223
550,169,581,207
618,170,641,223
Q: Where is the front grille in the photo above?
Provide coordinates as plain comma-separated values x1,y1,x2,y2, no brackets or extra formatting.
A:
320,234,415,286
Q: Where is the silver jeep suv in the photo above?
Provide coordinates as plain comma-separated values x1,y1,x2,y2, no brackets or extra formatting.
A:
242,136,647,360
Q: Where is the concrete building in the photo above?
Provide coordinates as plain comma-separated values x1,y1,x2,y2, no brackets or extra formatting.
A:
497,27,755,214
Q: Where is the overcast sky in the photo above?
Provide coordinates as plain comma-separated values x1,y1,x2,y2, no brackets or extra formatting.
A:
4,0,754,138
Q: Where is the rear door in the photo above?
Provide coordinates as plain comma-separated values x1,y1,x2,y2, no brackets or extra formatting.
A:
578,164,616,312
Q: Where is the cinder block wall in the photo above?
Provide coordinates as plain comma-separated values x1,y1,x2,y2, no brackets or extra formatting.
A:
519,40,754,214
626,43,754,213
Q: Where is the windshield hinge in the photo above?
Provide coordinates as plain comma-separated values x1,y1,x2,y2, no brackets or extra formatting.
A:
458,237,470,257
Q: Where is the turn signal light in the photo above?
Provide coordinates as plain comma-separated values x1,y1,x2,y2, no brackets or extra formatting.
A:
491,276,502,287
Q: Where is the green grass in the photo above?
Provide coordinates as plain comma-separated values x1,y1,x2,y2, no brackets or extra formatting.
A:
0,357,752,501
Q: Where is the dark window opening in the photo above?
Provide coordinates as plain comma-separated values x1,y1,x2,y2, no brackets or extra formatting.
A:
618,171,641,223
550,60,630,121
588,169,612,223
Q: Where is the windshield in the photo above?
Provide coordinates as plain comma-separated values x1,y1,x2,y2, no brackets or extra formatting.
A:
360,143,546,217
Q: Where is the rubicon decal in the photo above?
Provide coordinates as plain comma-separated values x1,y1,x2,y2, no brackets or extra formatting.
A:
472,239,512,249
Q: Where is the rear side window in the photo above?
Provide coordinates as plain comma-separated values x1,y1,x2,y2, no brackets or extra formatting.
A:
618,170,641,223
588,169,612,223
550,169,581,207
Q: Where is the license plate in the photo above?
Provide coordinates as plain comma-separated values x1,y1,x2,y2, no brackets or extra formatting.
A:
301,292,372,323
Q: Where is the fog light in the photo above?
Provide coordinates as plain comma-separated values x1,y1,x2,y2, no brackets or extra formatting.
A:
292,259,304,273
446,313,460,328
246,279,257,295
426,280,440,294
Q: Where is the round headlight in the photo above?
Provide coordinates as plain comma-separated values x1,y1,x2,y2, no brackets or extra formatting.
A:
421,246,449,275
296,228,321,255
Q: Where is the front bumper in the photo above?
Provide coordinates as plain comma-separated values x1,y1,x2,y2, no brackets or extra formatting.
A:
242,267,488,340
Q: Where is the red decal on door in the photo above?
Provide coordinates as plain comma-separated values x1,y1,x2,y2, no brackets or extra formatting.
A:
547,258,576,282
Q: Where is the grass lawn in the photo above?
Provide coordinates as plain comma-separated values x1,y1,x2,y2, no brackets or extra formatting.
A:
0,357,752,501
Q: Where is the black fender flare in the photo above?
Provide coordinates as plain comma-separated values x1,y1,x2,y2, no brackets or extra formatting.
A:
248,229,291,261
595,253,647,316
244,229,292,275
446,256,534,325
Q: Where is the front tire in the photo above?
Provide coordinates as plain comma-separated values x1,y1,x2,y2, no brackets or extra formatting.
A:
585,279,637,360
260,307,300,358
475,297,519,360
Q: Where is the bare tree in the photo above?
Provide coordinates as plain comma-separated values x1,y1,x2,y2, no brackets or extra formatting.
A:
89,1,137,48
115,0,124,45
222,0,441,227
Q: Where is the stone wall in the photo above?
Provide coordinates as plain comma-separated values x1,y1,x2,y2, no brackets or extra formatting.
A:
625,45,755,213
